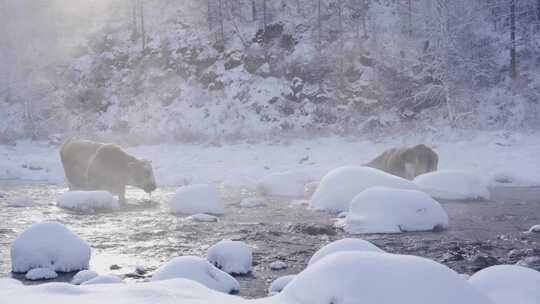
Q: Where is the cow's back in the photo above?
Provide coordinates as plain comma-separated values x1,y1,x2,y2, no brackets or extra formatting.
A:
59,139,104,189
86,144,133,193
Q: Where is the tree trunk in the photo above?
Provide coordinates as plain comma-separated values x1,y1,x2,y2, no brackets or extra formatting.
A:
407,0,413,36
510,0,517,81
140,0,146,52
218,0,225,46
251,0,257,22
207,0,213,31
263,0,268,31
318,0,322,44
131,0,138,40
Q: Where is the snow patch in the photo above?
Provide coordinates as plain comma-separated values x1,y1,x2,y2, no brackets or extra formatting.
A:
57,191,120,213
414,170,491,200
71,270,99,285
469,265,540,304
207,240,253,275
308,238,385,266
527,225,540,233
240,197,265,208
268,275,296,296
345,187,449,234
150,256,240,294
269,261,288,270
10,222,91,273
169,184,224,215
81,275,124,285
310,166,419,212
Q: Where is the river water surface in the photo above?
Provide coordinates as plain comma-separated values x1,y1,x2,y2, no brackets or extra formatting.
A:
1,182,539,298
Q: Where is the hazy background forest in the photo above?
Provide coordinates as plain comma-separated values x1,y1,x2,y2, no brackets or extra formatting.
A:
1,0,539,144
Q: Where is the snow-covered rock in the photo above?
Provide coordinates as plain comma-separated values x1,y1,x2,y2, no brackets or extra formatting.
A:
207,240,252,275
469,265,540,304
269,261,288,270
239,197,265,208
169,184,224,215
414,170,491,200
57,191,119,213
268,275,296,296
25,268,58,280
81,275,124,285
308,238,384,266
11,222,91,273
527,224,540,233
258,171,312,197
8,195,33,207
310,166,419,212
345,187,449,234
188,213,219,222
279,251,493,304
71,270,99,285
150,256,240,294
304,181,319,198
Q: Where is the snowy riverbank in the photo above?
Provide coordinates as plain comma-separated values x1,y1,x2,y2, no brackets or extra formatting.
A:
1,131,539,188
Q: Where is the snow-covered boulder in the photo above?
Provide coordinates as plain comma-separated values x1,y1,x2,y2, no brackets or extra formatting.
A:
310,166,419,212
11,222,91,273
345,187,449,234
240,197,265,208
258,171,312,197
527,224,540,233
81,275,124,285
25,268,58,280
150,256,240,294
188,213,218,222
469,265,540,304
8,195,33,207
71,270,99,285
308,238,384,266
279,251,493,304
270,261,288,270
268,275,296,296
414,170,490,200
207,240,252,275
169,184,224,215
57,191,119,213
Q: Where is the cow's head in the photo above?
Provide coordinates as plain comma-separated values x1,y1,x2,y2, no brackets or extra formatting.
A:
128,159,157,193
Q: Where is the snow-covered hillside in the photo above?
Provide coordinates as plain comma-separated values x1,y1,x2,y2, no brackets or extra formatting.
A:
1,0,539,143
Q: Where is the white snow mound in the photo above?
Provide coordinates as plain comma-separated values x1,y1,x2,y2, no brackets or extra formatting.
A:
0,278,244,304
468,265,540,304
58,191,119,212
150,256,240,294
11,222,91,273
8,196,33,207
207,240,253,275
71,270,99,285
527,224,540,233
414,170,491,200
270,261,288,270
345,187,449,234
170,184,224,215
258,171,312,197
81,275,124,285
308,238,384,266
310,166,419,212
25,268,58,280
268,275,296,296
279,251,493,304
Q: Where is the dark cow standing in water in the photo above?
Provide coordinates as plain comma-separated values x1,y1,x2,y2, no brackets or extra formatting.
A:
365,144,438,180
59,139,157,203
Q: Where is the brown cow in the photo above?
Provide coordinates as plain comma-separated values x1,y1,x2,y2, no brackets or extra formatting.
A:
365,144,438,180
